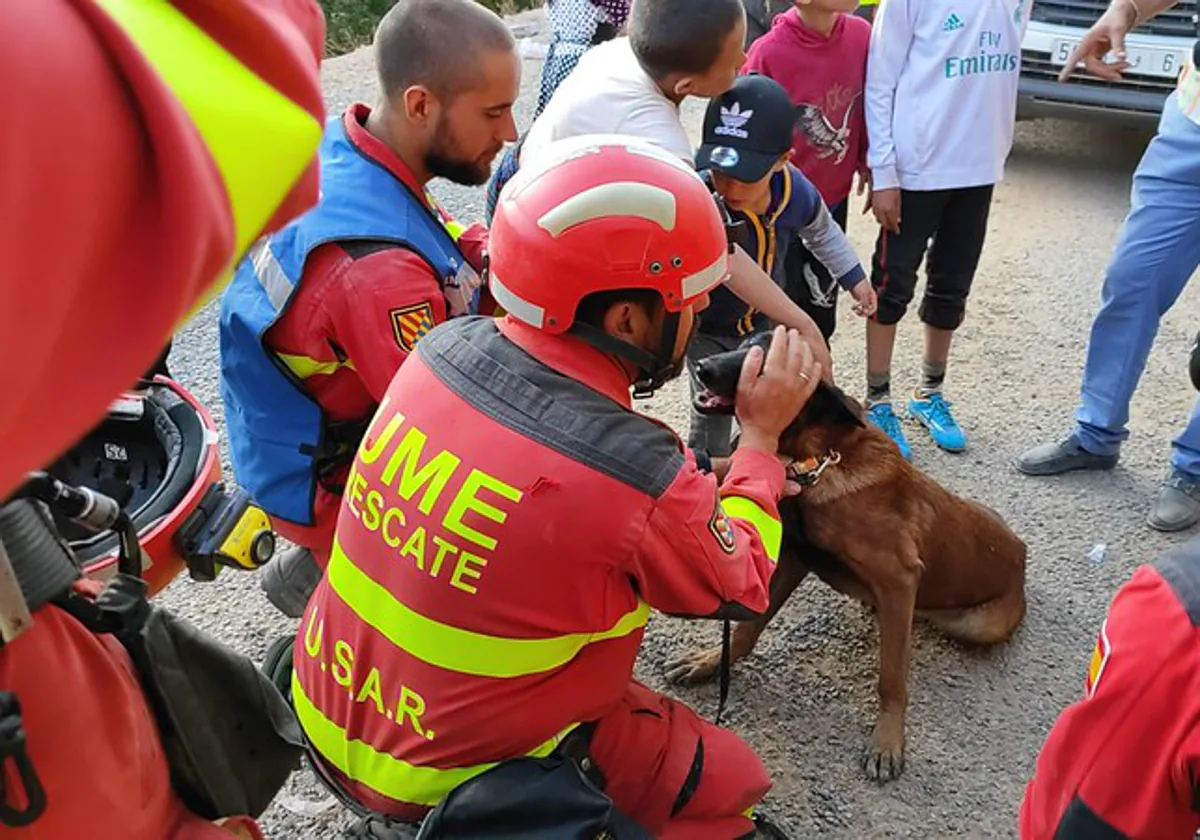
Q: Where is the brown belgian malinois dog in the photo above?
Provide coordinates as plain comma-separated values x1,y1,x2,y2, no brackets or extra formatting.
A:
666,332,1028,781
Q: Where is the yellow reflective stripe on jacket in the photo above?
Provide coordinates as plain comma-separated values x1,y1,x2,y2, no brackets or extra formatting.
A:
721,496,782,562
327,541,650,678
277,352,358,379
292,673,579,806
95,0,323,268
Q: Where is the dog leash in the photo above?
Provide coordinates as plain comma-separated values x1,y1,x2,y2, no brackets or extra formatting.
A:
713,452,842,727
715,618,731,726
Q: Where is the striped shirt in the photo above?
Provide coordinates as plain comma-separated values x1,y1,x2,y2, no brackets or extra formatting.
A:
1178,41,1200,124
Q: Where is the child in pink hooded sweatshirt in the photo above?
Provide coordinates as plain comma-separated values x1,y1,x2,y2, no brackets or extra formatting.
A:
743,0,870,342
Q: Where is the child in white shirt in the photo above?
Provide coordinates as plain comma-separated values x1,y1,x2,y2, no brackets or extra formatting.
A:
862,0,1029,459
487,0,833,374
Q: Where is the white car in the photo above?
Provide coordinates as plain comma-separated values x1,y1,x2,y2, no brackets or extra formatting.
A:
1018,0,1198,125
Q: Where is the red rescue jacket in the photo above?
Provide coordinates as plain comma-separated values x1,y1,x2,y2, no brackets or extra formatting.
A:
292,315,785,818
1020,539,1200,839
2,1,323,838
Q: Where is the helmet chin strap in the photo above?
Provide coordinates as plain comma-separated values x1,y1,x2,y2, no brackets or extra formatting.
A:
567,311,683,399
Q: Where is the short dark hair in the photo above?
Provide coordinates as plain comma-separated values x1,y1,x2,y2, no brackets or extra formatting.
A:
628,0,744,79
573,288,664,330
374,0,515,101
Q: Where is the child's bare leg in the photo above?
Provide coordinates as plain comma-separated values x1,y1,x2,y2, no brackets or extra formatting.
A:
865,318,912,458
924,324,953,368
910,320,967,451
917,325,954,396
866,319,897,406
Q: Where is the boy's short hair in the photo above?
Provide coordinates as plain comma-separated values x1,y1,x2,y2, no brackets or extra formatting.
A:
629,0,745,79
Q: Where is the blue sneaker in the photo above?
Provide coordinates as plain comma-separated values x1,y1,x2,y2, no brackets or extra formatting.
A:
867,402,912,461
908,391,967,452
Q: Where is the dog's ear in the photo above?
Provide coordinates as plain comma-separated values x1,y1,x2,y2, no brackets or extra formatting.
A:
798,381,867,429
828,382,868,428
739,331,774,353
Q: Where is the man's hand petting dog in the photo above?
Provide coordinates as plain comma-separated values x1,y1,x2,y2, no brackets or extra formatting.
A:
711,454,807,497
735,325,821,458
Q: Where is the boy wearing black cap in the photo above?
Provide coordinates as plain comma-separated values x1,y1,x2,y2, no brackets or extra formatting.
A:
689,74,874,457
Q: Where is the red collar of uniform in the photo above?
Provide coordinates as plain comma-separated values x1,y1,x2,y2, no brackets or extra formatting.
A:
497,317,634,409
342,103,430,207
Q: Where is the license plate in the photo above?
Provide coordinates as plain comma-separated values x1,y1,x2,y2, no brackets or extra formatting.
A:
1052,39,1187,79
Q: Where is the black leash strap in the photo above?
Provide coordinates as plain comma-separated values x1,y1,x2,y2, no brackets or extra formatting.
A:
715,618,732,725
0,691,46,827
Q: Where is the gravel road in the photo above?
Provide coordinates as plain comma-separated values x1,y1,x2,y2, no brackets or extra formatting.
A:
155,14,1200,838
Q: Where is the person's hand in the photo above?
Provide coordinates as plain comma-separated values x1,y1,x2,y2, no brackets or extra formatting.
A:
735,325,822,454
1058,0,1139,82
806,327,834,384
714,453,805,495
849,278,878,318
872,188,901,234
778,453,805,497
711,456,732,482
857,170,874,216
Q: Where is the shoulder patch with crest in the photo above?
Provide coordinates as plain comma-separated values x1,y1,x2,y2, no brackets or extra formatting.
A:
390,302,436,352
709,499,737,554
1085,618,1111,699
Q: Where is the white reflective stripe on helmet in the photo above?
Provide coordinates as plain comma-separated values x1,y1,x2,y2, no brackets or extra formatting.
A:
488,270,546,328
537,182,677,237
682,253,731,301
504,133,699,206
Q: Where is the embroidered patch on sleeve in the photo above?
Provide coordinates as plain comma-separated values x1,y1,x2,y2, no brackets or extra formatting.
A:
708,499,737,554
1085,618,1111,699
390,302,436,352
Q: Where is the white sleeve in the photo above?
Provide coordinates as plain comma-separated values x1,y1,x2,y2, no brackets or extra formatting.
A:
615,103,694,162
865,0,915,191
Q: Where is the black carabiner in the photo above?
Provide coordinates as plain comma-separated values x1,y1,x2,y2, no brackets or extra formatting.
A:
0,691,46,827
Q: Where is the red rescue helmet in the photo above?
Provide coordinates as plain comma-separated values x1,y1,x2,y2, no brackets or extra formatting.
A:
37,376,275,596
488,135,732,395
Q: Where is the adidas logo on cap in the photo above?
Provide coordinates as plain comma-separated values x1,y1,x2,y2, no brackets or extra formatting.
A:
713,102,753,140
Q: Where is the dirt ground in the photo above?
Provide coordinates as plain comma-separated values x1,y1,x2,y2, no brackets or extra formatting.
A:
157,15,1200,838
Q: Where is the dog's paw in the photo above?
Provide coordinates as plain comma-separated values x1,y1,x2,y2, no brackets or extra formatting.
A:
861,724,906,782
664,648,721,685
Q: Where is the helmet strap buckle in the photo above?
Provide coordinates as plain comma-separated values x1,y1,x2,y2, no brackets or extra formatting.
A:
568,311,683,401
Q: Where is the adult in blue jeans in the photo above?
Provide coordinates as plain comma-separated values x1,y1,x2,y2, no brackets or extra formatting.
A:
1016,0,1200,532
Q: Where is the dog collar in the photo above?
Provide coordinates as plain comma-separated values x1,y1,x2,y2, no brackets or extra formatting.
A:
786,450,842,487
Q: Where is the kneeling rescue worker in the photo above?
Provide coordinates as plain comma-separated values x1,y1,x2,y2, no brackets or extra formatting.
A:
293,134,823,837
1019,537,1200,839
217,0,519,618
1,0,325,837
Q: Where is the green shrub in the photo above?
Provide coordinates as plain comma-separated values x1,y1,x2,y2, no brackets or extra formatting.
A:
319,0,393,56
319,0,541,57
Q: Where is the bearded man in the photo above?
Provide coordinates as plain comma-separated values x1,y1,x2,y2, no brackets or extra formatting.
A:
218,0,520,617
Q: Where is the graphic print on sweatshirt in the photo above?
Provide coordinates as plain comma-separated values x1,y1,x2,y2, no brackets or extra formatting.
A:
795,83,861,165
